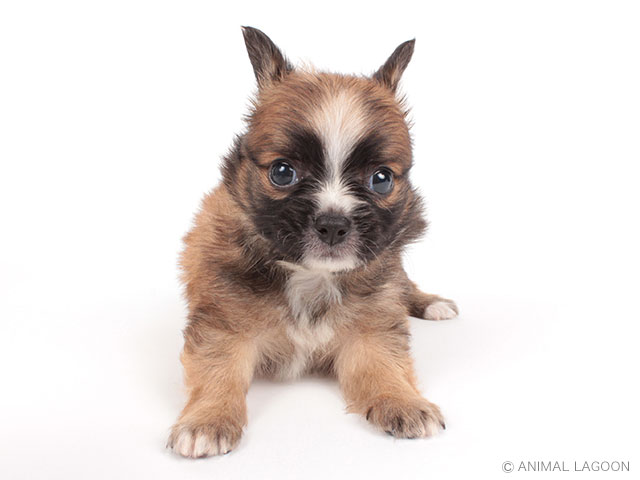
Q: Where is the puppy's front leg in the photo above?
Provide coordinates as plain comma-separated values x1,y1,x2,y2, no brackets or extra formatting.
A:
168,327,256,458
336,328,445,438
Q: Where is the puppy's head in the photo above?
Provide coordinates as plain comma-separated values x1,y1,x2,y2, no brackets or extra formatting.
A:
224,27,426,272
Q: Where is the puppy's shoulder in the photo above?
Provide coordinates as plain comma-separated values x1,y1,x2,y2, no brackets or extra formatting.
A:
180,185,244,276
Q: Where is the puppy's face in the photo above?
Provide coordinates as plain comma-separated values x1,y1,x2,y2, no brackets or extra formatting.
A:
227,29,426,272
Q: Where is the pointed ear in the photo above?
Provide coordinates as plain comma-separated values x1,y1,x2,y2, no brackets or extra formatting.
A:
241,26,293,89
373,39,415,92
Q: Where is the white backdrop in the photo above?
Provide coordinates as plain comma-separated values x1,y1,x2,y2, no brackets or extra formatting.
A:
1,1,638,478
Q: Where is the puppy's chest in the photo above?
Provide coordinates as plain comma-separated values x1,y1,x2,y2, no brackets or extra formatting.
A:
280,269,342,378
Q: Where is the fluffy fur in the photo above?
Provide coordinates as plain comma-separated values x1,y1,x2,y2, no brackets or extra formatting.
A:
167,27,458,458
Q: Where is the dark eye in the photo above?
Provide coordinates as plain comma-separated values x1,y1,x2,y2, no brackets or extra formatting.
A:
269,160,298,187
369,168,394,194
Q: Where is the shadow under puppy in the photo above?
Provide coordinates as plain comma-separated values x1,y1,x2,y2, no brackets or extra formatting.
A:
168,27,458,458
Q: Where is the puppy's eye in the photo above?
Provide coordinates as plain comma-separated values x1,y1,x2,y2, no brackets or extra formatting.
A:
269,160,298,187
369,168,394,194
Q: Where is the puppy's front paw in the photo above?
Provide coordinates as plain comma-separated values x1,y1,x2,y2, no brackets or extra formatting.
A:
424,299,458,321
365,396,445,439
168,418,243,458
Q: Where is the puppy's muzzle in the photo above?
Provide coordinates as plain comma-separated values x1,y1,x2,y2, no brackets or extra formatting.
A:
314,214,351,246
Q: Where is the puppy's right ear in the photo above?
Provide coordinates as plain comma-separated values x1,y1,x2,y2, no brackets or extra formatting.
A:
241,26,293,89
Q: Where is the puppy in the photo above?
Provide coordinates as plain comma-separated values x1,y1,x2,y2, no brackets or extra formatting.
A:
168,27,458,458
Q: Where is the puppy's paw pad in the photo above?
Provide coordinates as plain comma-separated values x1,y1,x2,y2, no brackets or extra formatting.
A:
365,397,445,439
168,420,242,458
424,300,458,321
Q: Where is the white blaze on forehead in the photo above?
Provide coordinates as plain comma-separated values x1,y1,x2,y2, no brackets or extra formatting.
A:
315,177,361,213
313,90,367,171
311,89,368,214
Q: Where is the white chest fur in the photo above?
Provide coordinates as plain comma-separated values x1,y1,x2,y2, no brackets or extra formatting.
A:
280,267,340,379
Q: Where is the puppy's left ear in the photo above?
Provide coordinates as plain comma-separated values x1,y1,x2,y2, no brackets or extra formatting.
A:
373,39,415,92
241,26,293,89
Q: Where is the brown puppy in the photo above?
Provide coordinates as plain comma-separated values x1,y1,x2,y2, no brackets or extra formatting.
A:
168,27,458,458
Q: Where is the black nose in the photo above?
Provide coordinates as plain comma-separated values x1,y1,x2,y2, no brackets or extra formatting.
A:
314,214,352,246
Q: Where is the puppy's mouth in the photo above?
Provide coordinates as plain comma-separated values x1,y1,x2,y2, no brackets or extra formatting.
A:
301,228,360,272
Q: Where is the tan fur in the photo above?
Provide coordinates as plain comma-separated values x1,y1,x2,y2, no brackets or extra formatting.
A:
168,182,455,454
167,29,458,457
247,72,412,174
